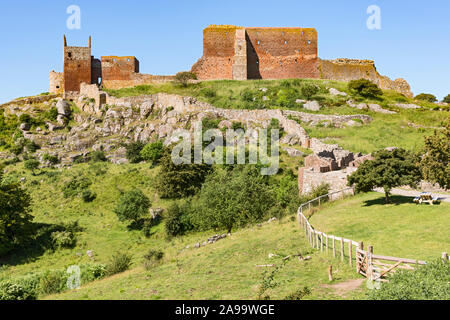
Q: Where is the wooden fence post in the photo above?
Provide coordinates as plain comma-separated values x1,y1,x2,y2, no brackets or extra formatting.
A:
332,237,336,258
340,238,345,262
326,235,329,254
367,245,374,280
348,242,353,268
320,233,324,252
356,242,364,273
316,232,320,250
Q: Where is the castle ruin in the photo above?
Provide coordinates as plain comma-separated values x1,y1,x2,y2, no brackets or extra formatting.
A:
50,26,413,98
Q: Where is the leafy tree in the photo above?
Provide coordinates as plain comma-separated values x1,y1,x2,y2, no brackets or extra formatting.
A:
348,79,383,98
415,93,437,103
24,159,40,175
368,259,450,300
114,189,151,223
156,148,212,199
420,122,450,189
90,150,107,163
301,84,319,100
443,94,450,104
0,167,33,256
125,141,145,164
190,166,274,233
174,71,197,87
347,148,422,203
165,201,192,237
140,141,164,164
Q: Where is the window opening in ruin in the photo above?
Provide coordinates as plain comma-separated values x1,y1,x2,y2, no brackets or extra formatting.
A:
308,40,311,44
284,40,287,45
257,40,260,45
68,52,72,58
56,86,60,89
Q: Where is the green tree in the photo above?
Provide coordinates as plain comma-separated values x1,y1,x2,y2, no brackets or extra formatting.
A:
348,79,383,98
190,166,274,233
0,167,33,256
347,148,422,203
174,71,197,87
125,141,145,164
415,93,437,103
114,189,151,223
156,148,212,199
443,94,450,104
140,141,164,164
420,122,450,189
165,201,192,237
24,159,40,176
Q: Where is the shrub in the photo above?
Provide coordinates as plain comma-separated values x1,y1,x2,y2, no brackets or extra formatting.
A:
284,287,311,300
241,89,254,102
143,249,164,270
81,190,97,203
348,79,383,98
310,183,330,199
202,117,221,131
44,107,58,121
18,114,34,125
0,281,37,300
82,264,107,282
368,260,450,300
200,88,217,98
140,141,164,164
51,231,76,249
231,121,244,131
10,144,23,156
106,252,133,276
62,176,92,198
38,271,66,295
114,189,151,223
90,150,107,163
301,84,319,100
24,159,40,175
125,141,145,163
415,93,437,103
42,153,59,165
443,94,450,104
174,71,197,87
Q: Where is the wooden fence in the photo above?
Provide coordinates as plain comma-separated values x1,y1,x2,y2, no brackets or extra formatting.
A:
297,188,447,281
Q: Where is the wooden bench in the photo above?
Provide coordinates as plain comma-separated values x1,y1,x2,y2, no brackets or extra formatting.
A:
413,193,439,205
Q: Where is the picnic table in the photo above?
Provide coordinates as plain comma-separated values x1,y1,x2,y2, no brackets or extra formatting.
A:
413,193,439,205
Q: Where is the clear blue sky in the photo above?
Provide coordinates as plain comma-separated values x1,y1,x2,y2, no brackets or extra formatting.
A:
0,0,449,103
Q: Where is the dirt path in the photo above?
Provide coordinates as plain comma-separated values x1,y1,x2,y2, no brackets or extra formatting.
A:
320,279,366,297
374,188,450,203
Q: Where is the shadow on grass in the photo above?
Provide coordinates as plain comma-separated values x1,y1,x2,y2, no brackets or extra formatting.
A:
0,221,82,268
363,195,416,207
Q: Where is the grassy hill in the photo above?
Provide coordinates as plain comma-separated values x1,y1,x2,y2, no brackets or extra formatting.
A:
309,192,450,261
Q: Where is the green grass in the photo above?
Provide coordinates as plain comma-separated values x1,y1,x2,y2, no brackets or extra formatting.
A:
46,217,365,300
0,161,368,300
105,79,449,154
309,192,450,261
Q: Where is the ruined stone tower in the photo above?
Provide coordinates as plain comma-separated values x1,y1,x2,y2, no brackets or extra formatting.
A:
63,35,92,97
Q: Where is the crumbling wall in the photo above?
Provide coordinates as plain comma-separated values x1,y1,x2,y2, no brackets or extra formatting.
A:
101,56,139,81
49,71,63,94
319,59,413,97
299,167,357,194
102,74,175,90
192,25,239,80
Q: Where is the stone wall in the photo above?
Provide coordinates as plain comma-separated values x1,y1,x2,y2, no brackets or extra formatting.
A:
49,71,63,94
319,59,413,97
101,56,139,81
299,167,357,194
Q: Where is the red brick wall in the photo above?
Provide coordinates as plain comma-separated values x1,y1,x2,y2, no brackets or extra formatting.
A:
101,56,139,81
192,26,238,80
63,46,92,92
192,26,320,80
246,27,319,79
